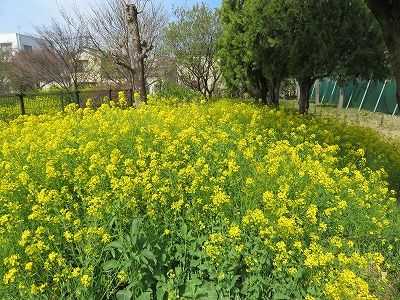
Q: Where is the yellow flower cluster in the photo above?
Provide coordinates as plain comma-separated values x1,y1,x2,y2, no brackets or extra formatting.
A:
0,99,398,299
324,269,377,300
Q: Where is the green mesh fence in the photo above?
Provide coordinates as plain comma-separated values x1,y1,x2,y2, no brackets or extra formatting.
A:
311,79,399,115
24,93,66,115
0,89,133,120
0,95,21,120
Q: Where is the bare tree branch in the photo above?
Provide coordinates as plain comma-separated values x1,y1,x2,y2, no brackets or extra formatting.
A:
61,0,167,95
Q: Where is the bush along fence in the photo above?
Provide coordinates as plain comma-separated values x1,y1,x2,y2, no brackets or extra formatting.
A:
0,89,134,120
310,79,399,116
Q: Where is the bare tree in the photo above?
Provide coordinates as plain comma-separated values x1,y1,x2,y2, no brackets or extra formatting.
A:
35,20,93,92
10,50,53,91
65,0,167,104
16,19,93,94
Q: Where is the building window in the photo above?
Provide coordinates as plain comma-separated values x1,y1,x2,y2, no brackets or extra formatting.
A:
23,45,33,51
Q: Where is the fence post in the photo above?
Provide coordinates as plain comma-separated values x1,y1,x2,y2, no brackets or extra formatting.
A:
109,89,112,102
337,87,344,109
18,93,26,115
315,79,320,104
129,88,133,107
74,90,80,107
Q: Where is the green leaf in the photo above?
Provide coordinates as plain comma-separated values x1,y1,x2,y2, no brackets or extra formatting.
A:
102,259,119,271
116,289,132,300
122,259,132,269
273,293,290,300
197,282,218,300
109,216,117,227
181,222,188,237
106,240,124,250
188,277,202,286
141,249,156,262
137,290,152,300
131,219,140,236
227,275,240,289
198,262,213,271
153,272,166,282
156,287,166,300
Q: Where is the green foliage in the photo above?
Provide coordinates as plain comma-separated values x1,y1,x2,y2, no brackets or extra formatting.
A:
280,0,388,83
164,3,222,98
219,0,389,111
156,80,203,101
219,0,274,100
326,123,400,191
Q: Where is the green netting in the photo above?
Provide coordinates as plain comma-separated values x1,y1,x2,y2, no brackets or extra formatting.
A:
320,80,338,105
0,95,21,120
24,93,65,115
311,79,399,115
377,83,398,115
0,89,133,120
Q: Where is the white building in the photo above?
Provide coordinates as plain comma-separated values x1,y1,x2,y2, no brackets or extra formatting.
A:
0,33,40,53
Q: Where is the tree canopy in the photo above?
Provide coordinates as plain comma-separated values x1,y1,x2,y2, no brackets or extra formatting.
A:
165,3,222,99
219,0,388,113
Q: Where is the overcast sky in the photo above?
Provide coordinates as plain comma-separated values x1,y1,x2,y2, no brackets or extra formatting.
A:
0,0,221,34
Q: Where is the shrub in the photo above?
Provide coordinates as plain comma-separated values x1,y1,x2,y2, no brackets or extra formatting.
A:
155,80,203,101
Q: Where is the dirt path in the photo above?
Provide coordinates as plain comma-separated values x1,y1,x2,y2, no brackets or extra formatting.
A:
282,100,400,141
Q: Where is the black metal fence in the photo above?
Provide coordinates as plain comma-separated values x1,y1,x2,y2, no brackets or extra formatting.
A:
0,89,134,120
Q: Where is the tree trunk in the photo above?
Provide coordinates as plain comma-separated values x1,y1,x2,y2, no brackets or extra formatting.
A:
268,77,280,107
337,87,344,109
366,0,400,106
298,78,313,114
249,74,268,105
273,79,280,108
126,4,147,105
260,76,268,105
315,79,320,105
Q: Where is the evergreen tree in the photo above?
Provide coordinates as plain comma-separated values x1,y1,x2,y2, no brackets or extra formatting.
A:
219,0,388,113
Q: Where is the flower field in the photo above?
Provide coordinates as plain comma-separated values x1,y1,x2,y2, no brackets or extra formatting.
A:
0,98,399,299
